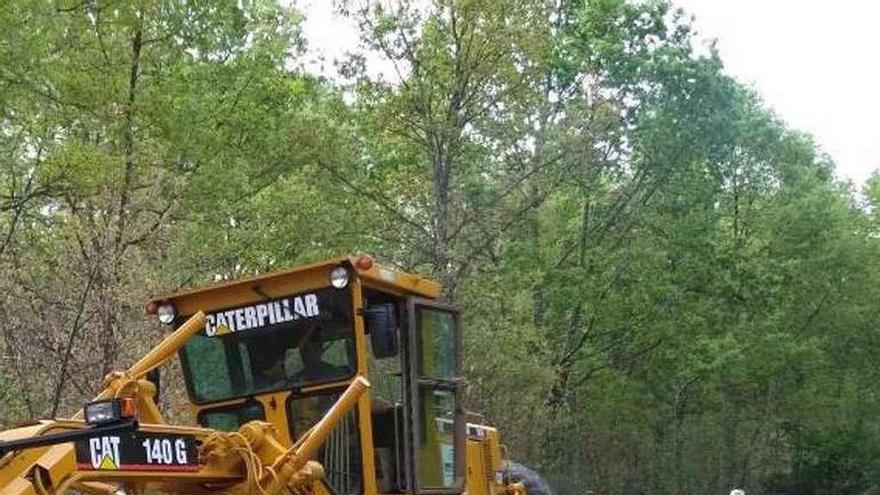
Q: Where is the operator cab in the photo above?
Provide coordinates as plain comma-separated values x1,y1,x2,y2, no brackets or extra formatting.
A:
180,287,356,416
148,256,465,495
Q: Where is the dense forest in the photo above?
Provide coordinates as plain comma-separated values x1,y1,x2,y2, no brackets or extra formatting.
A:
2,1,879,494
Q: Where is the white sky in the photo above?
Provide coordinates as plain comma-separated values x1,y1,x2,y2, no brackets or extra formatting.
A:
295,0,880,184
672,0,879,185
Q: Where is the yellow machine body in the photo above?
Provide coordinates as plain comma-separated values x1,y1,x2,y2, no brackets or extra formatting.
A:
0,255,522,495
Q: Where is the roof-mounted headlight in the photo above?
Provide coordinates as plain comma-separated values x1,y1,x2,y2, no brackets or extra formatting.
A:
157,303,176,325
330,266,350,289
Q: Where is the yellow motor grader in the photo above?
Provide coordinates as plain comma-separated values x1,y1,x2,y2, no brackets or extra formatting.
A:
0,255,539,495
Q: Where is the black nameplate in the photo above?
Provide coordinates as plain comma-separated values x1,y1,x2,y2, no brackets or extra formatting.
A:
75,431,199,472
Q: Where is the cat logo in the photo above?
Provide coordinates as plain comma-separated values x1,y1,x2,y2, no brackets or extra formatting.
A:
89,436,121,470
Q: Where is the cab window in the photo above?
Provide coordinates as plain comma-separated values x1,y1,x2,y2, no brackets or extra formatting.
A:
180,287,355,404
199,402,265,431
289,390,362,495
411,302,463,491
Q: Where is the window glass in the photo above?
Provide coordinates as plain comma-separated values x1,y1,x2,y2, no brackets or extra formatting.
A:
289,393,339,439
289,392,362,495
368,330,403,405
416,309,456,379
181,287,355,403
366,303,406,492
412,303,461,491
416,388,457,488
200,402,265,432
184,331,235,400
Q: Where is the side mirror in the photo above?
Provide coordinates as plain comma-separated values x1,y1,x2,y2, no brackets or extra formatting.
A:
365,303,398,358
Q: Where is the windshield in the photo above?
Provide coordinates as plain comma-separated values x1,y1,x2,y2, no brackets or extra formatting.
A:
180,286,356,404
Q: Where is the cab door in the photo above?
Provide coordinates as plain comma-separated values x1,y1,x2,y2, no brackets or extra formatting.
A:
405,298,465,494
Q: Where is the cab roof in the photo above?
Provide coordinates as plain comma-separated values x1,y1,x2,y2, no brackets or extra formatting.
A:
147,255,441,317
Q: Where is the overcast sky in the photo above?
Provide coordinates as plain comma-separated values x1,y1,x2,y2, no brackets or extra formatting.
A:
296,0,880,185
675,0,880,185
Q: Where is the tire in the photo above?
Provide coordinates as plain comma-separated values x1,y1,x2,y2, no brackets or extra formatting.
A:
507,461,554,495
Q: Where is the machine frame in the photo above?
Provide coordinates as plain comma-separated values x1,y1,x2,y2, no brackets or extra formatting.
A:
0,255,523,495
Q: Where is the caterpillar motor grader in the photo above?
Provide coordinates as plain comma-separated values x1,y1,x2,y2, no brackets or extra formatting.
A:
0,255,533,495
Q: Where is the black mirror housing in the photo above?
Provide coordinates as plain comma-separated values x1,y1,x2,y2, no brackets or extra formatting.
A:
365,303,398,358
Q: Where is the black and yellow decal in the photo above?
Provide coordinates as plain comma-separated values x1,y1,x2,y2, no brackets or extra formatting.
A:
75,432,199,472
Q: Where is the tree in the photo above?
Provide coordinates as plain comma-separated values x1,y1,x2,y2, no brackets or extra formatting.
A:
0,0,333,418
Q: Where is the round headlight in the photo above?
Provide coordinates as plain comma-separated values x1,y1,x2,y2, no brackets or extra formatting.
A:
157,303,176,325
330,266,350,289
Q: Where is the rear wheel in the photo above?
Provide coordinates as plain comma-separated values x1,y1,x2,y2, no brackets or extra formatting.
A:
507,461,553,495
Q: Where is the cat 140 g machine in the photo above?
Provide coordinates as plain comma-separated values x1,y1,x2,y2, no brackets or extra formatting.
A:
0,255,538,495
